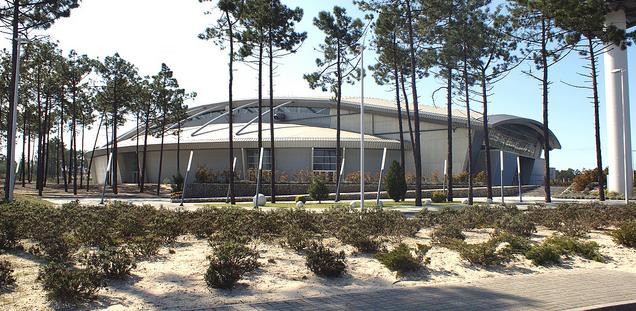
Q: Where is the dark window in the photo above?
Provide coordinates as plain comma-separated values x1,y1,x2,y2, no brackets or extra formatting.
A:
313,148,338,171
246,148,272,170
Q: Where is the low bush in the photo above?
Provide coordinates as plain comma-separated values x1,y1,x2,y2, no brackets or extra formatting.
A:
525,243,562,266
375,243,429,276
492,232,532,254
610,221,636,248
543,235,603,262
305,242,346,278
456,241,511,266
149,208,184,244
525,234,603,266
431,191,446,203
282,225,312,252
495,213,536,237
129,234,162,259
37,262,104,302
432,224,466,246
0,218,17,250
34,233,79,263
0,260,16,290
336,227,381,253
205,242,259,289
81,247,137,280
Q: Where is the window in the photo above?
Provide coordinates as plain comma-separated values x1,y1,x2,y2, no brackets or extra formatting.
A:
246,148,272,170
313,148,338,171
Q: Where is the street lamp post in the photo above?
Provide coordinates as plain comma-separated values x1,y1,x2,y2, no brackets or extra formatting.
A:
612,68,630,204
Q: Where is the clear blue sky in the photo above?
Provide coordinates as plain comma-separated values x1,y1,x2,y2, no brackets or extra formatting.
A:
6,0,636,171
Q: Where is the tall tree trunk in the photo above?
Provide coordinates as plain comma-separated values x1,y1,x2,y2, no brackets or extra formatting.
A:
136,111,140,187
141,103,151,193
4,2,20,200
72,87,78,195
60,97,68,192
393,36,405,184
56,129,60,185
445,2,454,203
588,38,605,201
405,0,422,206
43,94,52,188
481,70,493,200
227,10,236,204
269,28,276,203
21,114,26,187
80,117,85,188
27,123,31,183
400,69,417,160
463,57,473,205
156,113,166,196
541,16,551,203
36,75,44,195
335,41,342,202
112,82,119,194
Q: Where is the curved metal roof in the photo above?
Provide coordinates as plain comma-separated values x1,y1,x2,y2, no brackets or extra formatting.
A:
488,114,562,150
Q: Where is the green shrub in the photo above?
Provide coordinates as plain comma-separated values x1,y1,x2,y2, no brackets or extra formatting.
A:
431,191,446,203
81,247,137,280
129,234,162,259
37,262,105,302
282,225,312,252
375,243,427,276
294,195,307,204
149,208,184,244
456,240,511,266
492,232,532,254
543,235,603,262
34,233,79,263
385,161,407,202
525,234,604,266
305,242,346,278
308,176,329,203
0,260,16,290
337,227,381,253
525,243,562,266
432,224,466,246
0,218,17,250
205,242,259,289
610,221,636,247
496,213,536,237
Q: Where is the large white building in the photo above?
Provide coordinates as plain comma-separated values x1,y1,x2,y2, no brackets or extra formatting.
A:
90,97,560,188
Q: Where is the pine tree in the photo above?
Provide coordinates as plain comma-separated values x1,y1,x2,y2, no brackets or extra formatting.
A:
198,0,244,205
552,0,630,201
150,64,191,196
0,0,81,200
96,53,139,194
304,6,363,202
510,0,571,203
265,0,306,203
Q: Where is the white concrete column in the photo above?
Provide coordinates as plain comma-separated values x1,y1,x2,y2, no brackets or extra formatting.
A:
604,9,632,196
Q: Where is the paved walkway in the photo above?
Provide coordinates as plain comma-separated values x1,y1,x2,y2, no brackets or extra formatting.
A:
207,270,636,311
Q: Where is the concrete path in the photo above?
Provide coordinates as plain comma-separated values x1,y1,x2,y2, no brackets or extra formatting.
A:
207,269,636,311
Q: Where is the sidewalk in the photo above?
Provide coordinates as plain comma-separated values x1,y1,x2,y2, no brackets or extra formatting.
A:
206,269,636,311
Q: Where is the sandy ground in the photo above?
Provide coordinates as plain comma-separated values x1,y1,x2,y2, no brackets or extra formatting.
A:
1,227,635,311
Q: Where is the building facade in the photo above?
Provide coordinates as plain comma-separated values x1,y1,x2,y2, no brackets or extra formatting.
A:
89,97,560,187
